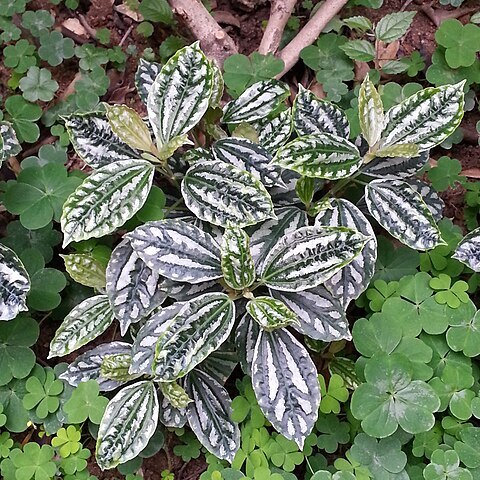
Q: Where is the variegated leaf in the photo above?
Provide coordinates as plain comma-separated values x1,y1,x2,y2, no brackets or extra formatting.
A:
60,342,139,391
199,344,238,385
222,80,290,124
269,169,300,206
252,328,320,449
260,225,369,292
452,227,480,272
293,85,350,138
247,296,299,331
360,150,429,178
159,395,187,428
61,253,106,289
127,219,222,283
374,143,419,159
253,109,292,153
185,369,240,462
49,295,114,358
153,293,236,381
365,179,444,250
209,61,224,108
106,239,167,335
100,352,140,382
212,137,282,187
358,74,384,147
182,146,214,165
130,303,185,375
274,134,362,179
163,279,223,301
0,121,21,165
0,244,30,321
159,381,192,409
221,225,255,290
315,198,377,306
105,105,155,153
135,58,162,105
96,381,159,470
147,42,214,146
182,160,275,227
64,113,140,169
235,313,260,376
61,160,154,246
249,207,308,273
378,82,465,152
271,287,351,341
406,178,444,222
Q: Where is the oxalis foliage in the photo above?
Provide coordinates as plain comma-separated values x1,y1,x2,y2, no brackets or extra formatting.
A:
0,41,475,471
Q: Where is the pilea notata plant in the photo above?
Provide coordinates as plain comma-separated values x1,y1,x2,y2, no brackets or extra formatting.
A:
0,41,476,470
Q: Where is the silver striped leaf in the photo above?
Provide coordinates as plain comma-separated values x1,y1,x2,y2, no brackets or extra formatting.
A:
130,302,185,375
182,147,214,165
64,113,140,169
96,381,159,470
378,82,465,152
247,296,299,331
0,121,21,166
199,343,238,385
315,198,377,306
358,75,384,147
212,137,283,187
163,279,223,301
253,109,293,153
185,369,240,462
269,170,302,206
221,225,255,290
360,150,429,179
235,313,260,376
159,395,187,428
252,328,320,449
365,179,444,251
147,42,214,146
60,342,139,391
406,178,444,222
61,159,155,247
48,295,114,358
209,61,224,108
260,225,370,292
270,287,351,342
222,80,290,124
182,160,275,228
293,85,350,138
153,293,236,381
135,58,162,105
106,239,167,335
0,244,30,321
274,134,362,179
452,227,480,272
126,219,222,283
249,207,308,274
61,253,106,289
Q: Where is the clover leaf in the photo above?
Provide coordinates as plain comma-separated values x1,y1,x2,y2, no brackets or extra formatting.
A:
0,0,27,16
424,449,472,480
231,377,266,428
8,443,56,480
59,447,90,475
316,414,350,453
446,310,480,358
74,44,109,70
412,424,443,459
22,143,68,169
173,431,202,461
0,406,6,427
428,157,462,192
52,426,82,458
454,427,480,469
364,279,399,312
74,67,109,110
3,39,36,73
23,367,63,419
0,17,21,42
4,95,42,143
38,30,75,66
19,67,59,102
351,353,440,437
0,432,13,458
63,380,109,424
426,48,480,87
21,10,54,37
319,374,349,414
266,434,304,472
429,274,469,308
402,51,426,77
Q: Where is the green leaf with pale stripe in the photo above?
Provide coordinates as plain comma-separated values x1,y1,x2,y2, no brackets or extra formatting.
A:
360,150,429,179
293,85,350,138
153,293,236,381
222,80,290,124
159,395,187,428
147,42,214,146
261,225,369,292
96,381,159,470
0,244,30,321
209,61,224,108
375,143,419,159
253,109,292,153
252,328,320,449
0,121,21,165
199,344,238,385
64,113,140,169
221,225,255,290
358,74,384,147
135,58,162,105
105,239,167,336
247,296,299,331
378,82,465,152
61,159,154,247
127,219,222,283
407,178,444,222
235,313,260,377
185,369,240,462
61,253,106,289
159,381,192,409
274,134,361,179
365,179,444,251
48,295,114,358
182,160,275,228
452,227,480,272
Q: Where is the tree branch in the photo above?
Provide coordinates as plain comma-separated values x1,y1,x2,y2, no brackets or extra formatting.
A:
168,0,238,67
258,0,298,55
277,0,349,77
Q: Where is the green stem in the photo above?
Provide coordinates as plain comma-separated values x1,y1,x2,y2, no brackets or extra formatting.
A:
163,197,185,218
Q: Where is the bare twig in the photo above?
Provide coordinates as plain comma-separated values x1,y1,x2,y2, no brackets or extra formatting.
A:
258,0,298,55
118,24,134,47
168,0,238,67
277,0,349,77
419,5,479,27
78,14,97,39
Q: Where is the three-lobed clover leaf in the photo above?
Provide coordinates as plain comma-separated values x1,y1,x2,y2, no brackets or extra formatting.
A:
4,95,42,143
5,443,56,480
316,414,350,454
63,379,109,424
319,374,349,414
429,274,469,309
52,426,82,458
3,39,37,73
21,9,54,36
427,157,462,192
74,44,109,70
38,30,75,66
424,449,472,480
19,67,59,102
